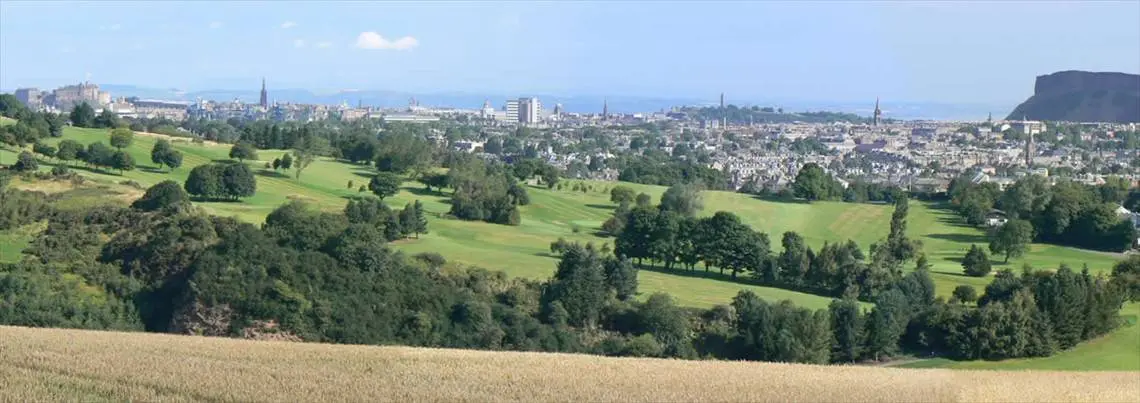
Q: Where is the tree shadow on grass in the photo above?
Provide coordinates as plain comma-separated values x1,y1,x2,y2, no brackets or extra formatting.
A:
404,186,445,197
256,170,290,179
585,203,615,211
932,269,986,279
750,194,812,205
935,215,977,229
189,196,245,203
351,171,375,179
926,233,988,244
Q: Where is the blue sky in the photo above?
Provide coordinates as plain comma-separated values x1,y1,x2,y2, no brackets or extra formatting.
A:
1,1,1138,104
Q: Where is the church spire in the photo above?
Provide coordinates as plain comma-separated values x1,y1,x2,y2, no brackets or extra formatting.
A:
873,97,882,126
259,77,268,108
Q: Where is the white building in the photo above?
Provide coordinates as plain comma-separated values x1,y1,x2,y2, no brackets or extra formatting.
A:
519,97,541,124
505,100,519,122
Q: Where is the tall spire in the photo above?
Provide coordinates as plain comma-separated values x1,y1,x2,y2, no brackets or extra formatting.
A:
873,97,882,126
720,92,726,128
259,77,268,108
602,97,608,120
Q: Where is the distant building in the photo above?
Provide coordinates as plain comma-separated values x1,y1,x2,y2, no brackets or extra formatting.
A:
14,88,43,110
1009,119,1047,136
505,100,520,122
480,100,496,119
518,97,541,124
259,78,268,109
873,98,882,126
36,82,111,112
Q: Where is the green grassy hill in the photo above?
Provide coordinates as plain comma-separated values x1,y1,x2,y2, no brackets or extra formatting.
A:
0,121,1123,308
2,120,1136,369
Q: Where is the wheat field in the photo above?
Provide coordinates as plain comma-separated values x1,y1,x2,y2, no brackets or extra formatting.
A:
1,326,1137,402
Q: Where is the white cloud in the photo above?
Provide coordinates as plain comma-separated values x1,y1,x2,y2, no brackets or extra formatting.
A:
209,21,223,29
354,31,418,50
293,39,306,48
60,47,74,54
316,41,333,49
110,24,122,31
281,21,297,29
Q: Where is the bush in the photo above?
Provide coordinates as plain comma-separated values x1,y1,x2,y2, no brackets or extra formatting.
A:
13,151,38,172
413,252,447,268
952,285,978,304
962,245,992,277
50,165,71,177
132,180,191,212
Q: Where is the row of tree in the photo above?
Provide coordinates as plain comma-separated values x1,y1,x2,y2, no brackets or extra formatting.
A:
0,176,1134,365
949,174,1137,252
605,186,920,301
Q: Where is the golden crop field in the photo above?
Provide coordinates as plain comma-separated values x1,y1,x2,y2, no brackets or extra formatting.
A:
1,326,1137,402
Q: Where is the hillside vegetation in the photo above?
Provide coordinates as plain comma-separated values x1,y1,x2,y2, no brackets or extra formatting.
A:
2,118,1137,370
2,325,1136,402
0,121,1121,308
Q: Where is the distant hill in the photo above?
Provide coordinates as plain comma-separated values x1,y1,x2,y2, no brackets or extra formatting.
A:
1007,71,1140,123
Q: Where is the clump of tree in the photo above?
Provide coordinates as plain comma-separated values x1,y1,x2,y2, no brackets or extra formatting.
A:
150,139,183,171
131,180,191,212
109,128,134,149
961,244,992,277
989,219,1033,263
184,163,257,201
949,173,1136,252
228,142,259,162
369,172,403,200
69,103,96,128
793,163,845,201
616,154,728,190
447,156,524,226
12,151,38,172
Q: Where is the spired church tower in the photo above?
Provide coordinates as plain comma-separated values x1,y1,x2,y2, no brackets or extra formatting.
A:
259,78,268,108
873,97,882,126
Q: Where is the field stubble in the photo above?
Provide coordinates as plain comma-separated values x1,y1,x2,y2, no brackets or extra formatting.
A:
1,326,1136,402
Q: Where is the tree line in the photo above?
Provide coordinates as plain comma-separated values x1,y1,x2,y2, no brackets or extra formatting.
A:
0,175,1134,365
602,184,920,301
949,173,1137,252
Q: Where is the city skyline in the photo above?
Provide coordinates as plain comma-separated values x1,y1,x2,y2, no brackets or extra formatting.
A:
1,1,1138,105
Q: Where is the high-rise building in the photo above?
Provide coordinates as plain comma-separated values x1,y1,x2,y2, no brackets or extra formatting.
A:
505,99,520,122
259,78,268,108
518,97,541,124
602,98,608,120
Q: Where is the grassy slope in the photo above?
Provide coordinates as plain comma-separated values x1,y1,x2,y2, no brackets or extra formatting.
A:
900,303,1140,371
0,223,40,264
0,124,1125,305
2,325,1137,402
1,121,1134,368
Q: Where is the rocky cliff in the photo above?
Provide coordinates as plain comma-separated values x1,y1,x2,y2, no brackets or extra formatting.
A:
1007,71,1140,123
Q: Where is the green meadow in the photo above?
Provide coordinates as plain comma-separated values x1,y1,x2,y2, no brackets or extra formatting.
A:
1,120,1135,369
